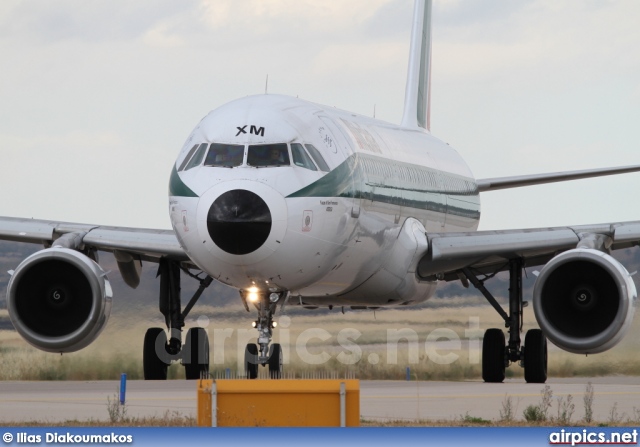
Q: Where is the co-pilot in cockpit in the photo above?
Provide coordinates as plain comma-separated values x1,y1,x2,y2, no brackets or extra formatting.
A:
204,143,244,167
247,143,290,167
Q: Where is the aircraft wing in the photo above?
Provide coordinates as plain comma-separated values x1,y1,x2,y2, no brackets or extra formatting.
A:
0,216,188,263
417,221,640,281
476,165,640,192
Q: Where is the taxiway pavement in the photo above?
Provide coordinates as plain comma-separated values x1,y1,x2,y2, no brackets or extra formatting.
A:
0,377,638,424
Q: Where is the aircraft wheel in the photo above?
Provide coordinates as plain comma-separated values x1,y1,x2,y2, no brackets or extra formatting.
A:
482,328,506,383
143,327,169,380
524,329,547,383
183,327,210,380
244,343,259,379
268,343,283,379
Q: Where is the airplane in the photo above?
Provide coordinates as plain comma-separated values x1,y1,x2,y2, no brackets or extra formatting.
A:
2,0,640,384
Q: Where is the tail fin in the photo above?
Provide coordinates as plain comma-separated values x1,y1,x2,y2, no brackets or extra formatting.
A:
401,0,433,131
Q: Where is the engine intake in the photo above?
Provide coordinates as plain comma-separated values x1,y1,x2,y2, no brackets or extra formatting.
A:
7,248,112,353
533,248,636,354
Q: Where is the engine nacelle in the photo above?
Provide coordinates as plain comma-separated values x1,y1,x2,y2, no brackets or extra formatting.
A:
7,248,112,353
533,248,636,354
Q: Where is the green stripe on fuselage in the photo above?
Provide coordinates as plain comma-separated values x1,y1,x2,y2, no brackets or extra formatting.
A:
169,165,199,198
286,156,359,199
286,153,480,220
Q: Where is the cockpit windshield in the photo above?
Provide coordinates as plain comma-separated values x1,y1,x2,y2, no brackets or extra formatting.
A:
304,144,330,172
178,144,198,171
291,143,317,171
183,143,208,171
247,143,290,167
204,143,244,167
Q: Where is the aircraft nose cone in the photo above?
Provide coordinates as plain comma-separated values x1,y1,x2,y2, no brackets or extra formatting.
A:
207,189,272,255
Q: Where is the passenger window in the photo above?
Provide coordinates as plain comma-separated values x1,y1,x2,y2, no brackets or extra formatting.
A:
204,143,244,167
184,143,208,170
247,143,290,167
304,144,330,172
178,144,199,171
291,143,317,171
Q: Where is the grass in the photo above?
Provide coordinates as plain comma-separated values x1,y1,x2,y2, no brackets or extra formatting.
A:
359,418,640,427
362,382,640,427
0,413,196,427
523,385,553,422
12,411,623,427
1,300,640,381
5,414,640,428
458,412,491,425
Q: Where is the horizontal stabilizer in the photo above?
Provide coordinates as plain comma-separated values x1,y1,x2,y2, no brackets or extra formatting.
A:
477,165,640,192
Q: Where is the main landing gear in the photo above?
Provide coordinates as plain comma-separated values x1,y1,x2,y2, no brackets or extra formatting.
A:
143,259,213,380
462,259,548,383
242,290,285,379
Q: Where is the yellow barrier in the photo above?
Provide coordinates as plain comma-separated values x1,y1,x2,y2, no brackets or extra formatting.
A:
197,379,359,427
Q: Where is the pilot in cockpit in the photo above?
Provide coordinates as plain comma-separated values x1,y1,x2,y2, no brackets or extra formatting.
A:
206,143,244,167
269,147,285,164
247,143,289,167
215,149,229,163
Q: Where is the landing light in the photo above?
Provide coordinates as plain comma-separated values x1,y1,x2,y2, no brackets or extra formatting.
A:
251,321,257,328
272,322,278,328
269,293,279,303
247,286,259,303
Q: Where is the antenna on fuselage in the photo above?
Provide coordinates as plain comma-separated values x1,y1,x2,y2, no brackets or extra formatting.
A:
265,74,269,94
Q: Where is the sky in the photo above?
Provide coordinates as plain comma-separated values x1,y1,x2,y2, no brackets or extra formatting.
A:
1,0,640,231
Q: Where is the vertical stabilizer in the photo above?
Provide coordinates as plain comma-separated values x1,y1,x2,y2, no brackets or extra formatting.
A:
401,0,432,131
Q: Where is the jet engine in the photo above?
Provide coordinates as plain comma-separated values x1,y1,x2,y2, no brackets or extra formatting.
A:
533,248,636,354
7,248,112,353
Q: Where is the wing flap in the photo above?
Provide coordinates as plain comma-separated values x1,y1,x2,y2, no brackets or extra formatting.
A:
83,227,188,260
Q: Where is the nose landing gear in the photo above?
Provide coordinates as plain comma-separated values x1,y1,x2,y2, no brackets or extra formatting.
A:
242,290,286,379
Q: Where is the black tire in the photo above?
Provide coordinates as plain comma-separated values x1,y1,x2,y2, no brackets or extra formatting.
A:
143,327,169,380
482,328,506,383
244,343,259,379
268,343,283,379
524,329,547,383
183,327,210,380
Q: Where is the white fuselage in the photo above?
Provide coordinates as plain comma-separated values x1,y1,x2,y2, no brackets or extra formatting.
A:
169,94,480,307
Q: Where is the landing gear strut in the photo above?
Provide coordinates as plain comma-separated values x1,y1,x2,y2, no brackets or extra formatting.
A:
462,258,547,383
242,291,285,379
142,259,213,380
